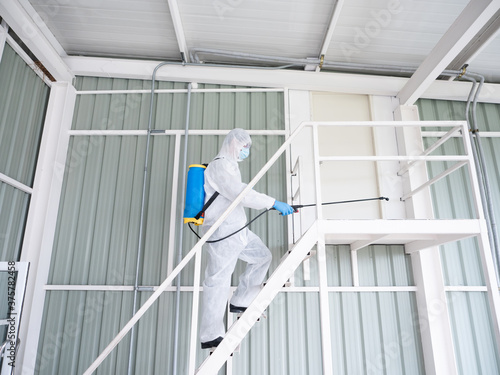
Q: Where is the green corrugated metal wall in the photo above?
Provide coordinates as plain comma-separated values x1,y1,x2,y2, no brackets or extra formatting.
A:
0,43,50,261
37,77,290,374
417,98,500,374
37,78,424,374
0,40,49,369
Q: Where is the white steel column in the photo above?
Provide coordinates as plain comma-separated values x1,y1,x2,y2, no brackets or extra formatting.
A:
312,125,334,375
17,82,77,374
394,105,458,375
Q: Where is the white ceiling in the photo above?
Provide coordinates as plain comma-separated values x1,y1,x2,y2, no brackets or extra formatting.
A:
16,0,500,83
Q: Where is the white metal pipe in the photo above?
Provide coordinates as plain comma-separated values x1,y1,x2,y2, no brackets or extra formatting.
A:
319,155,469,162
41,284,421,292
190,47,314,66
67,129,286,136
0,172,33,194
188,249,202,375
401,161,468,201
398,126,462,176
76,88,284,95
423,131,500,138
312,125,323,221
172,83,192,375
303,120,464,128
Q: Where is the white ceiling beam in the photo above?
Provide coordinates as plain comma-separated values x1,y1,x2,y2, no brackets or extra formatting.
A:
0,0,73,81
319,0,344,58
63,55,407,96
397,0,500,106
448,8,500,71
167,0,190,63
64,55,500,103
0,20,7,63
17,0,67,57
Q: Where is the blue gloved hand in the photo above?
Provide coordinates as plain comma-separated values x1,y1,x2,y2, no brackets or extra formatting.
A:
273,200,295,216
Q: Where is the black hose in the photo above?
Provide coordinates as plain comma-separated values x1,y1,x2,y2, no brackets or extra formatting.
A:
189,209,270,243
188,196,389,243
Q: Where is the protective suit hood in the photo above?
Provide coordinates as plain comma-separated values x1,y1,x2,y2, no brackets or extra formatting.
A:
216,128,252,162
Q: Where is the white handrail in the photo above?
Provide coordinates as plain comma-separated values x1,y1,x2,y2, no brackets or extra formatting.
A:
82,122,308,375
83,120,468,374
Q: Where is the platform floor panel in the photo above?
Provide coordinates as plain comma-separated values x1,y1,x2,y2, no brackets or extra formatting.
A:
318,219,483,253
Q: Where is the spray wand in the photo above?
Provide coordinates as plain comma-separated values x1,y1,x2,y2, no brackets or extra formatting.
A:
288,196,389,213
189,196,389,243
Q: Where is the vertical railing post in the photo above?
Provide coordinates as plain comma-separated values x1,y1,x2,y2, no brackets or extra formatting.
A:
311,124,333,374
188,250,203,374
312,124,323,221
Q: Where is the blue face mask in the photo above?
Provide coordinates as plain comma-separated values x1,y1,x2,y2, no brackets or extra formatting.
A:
239,147,250,161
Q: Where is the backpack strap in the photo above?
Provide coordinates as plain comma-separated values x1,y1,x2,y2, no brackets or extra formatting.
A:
194,157,222,221
194,192,219,220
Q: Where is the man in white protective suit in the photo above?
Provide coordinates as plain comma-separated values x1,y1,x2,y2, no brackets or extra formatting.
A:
200,128,294,349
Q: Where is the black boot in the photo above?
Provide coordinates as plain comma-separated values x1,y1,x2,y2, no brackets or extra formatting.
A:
229,304,247,313
201,336,223,349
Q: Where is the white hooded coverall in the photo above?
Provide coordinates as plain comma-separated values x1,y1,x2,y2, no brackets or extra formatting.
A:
200,128,275,343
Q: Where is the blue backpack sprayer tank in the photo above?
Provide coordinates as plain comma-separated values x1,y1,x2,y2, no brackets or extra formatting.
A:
183,164,220,226
183,163,389,243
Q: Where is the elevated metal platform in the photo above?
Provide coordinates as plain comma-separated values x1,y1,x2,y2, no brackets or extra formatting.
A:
319,219,482,253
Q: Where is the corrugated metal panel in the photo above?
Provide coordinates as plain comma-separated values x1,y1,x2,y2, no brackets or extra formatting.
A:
0,42,49,261
29,0,179,60
447,292,500,374
0,182,30,261
417,98,500,374
417,98,497,285
358,245,413,286
0,271,10,345
28,0,500,82
330,292,423,374
39,76,424,374
39,77,287,374
0,43,49,186
467,34,500,84
326,0,469,67
179,0,335,60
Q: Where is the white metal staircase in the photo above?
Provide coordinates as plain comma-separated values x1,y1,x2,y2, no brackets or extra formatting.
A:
195,218,487,375
83,120,500,375
196,220,320,374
